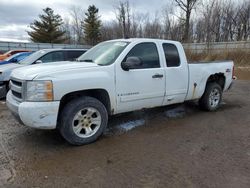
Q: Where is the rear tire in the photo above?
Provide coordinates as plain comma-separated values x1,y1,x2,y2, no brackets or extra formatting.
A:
199,83,222,111
58,96,108,145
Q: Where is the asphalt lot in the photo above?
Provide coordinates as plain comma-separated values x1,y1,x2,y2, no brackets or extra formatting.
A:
0,80,250,187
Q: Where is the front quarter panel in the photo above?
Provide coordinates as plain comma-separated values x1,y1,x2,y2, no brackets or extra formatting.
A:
47,66,116,112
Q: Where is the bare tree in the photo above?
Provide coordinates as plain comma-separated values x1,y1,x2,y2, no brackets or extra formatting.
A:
70,6,84,44
130,13,138,38
173,0,199,42
63,17,73,44
236,1,250,41
100,21,124,41
170,18,184,41
71,0,249,43
132,12,149,38
144,13,162,38
162,5,174,39
115,1,132,38
200,0,218,43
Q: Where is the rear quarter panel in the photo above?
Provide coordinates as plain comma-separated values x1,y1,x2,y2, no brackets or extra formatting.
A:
186,61,234,100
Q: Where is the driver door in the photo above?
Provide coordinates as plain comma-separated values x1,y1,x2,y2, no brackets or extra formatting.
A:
115,42,165,114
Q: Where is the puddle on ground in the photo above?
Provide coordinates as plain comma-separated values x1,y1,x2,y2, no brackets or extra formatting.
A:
105,105,189,136
164,106,186,118
105,119,146,136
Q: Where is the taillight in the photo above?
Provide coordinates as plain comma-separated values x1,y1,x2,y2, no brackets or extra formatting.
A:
232,65,234,79
232,65,237,80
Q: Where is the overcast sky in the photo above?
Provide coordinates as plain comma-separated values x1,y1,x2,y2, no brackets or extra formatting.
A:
0,0,171,42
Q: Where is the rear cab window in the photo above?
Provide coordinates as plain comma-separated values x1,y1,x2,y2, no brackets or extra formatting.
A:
162,43,180,67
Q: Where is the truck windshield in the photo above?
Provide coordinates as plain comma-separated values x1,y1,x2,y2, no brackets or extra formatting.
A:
77,41,129,65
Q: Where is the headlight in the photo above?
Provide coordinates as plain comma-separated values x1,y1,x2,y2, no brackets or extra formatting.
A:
25,81,53,101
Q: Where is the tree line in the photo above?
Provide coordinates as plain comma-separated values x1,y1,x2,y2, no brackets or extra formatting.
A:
28,0,250,45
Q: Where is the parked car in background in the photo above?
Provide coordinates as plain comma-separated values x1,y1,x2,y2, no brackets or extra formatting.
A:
0,52,33,65
0,48,88,98
0,50,31,60
18,48,88,65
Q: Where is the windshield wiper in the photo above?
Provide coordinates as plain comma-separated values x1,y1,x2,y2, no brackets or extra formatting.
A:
78,59,94,63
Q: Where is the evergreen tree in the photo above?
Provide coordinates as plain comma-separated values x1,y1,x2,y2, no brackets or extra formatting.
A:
82,5,102,45
27,7,66,43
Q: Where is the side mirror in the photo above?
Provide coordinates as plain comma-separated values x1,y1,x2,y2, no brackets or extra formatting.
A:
35,60,43,64
121,57,142,71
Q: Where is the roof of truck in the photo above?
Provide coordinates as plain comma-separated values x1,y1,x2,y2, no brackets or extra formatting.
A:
109,38,180,43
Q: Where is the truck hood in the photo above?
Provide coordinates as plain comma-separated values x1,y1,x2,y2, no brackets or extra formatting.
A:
0,63,23,72
11,61,99,80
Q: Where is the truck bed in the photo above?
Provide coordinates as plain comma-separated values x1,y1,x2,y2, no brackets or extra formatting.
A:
188,60,232,64
185,60,234,101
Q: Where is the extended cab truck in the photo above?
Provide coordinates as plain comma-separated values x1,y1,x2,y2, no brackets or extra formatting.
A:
6,39,234,145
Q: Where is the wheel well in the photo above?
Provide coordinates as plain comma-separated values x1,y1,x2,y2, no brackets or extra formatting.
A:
58,89,112,116
206,73,225,90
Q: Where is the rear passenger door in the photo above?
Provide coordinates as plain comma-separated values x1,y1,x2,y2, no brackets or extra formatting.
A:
162,43,189,105
116,42,165,113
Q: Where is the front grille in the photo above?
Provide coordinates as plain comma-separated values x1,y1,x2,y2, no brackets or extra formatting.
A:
12,90,22,99
10,78,23,101
11,79,22,87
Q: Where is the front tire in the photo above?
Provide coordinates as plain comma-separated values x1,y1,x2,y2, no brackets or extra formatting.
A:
58,96,108,145
199,83,222,111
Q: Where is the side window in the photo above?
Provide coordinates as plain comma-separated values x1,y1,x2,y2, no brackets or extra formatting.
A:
39,51,64,63
162,43,180,67
16,54,26,61
124,42,160,69
66,51,85,61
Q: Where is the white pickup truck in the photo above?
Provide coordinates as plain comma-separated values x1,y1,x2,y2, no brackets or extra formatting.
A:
6,39,234,145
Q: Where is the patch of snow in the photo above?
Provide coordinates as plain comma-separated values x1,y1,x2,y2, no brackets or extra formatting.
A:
165,106,186,118
118,119,145,132
106,119,145,135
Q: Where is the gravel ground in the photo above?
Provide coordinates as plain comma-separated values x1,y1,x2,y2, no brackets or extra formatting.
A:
0,80,250,188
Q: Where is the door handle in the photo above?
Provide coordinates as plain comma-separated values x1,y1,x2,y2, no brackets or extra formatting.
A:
152,74,163,78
